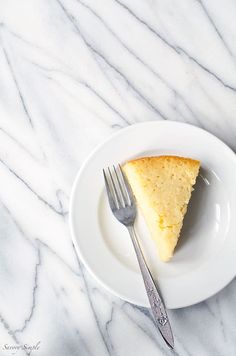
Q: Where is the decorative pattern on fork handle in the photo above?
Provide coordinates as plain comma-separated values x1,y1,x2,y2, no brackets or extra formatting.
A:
146,285,168,325
128,226,174,348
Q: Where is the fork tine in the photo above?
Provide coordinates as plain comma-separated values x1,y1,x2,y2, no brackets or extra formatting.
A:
113,165,126,207
118,164,135,206
103,169,117,210
108,167,121,208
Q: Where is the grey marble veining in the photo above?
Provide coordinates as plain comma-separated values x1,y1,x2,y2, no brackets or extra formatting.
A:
0,0,236,355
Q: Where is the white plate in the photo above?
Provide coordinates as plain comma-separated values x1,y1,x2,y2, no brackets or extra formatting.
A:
69,121,236,309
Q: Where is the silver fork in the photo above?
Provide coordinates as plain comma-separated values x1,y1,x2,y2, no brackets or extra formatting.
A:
103,165,174,349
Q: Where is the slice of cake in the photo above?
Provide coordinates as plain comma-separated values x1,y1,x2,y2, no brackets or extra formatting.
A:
122,156,200,262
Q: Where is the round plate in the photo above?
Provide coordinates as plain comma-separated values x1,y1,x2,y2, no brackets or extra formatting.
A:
69,121,236,309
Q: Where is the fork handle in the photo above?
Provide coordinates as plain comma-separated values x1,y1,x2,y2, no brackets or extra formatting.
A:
127,226,174,349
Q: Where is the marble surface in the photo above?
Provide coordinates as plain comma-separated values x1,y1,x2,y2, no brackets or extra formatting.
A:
0,0,236,355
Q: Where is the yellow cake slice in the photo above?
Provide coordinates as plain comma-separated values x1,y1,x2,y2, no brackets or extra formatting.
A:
122,156,200,262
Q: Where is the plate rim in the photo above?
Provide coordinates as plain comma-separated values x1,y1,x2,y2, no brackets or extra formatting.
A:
69,120,236,309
